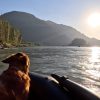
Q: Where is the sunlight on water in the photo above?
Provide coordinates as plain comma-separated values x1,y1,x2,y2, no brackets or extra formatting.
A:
83,47,100,97
90,47,100,63
87,47,100,79
86,70,100,78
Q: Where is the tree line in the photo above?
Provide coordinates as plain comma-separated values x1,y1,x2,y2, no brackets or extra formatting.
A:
0,18,22,47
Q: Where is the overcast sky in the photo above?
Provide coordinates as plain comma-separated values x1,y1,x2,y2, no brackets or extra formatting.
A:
0,0,100,39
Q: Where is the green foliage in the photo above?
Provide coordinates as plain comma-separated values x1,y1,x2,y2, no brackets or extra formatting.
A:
0,18,22,47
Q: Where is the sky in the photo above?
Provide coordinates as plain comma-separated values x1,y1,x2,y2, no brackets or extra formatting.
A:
0,0,100,39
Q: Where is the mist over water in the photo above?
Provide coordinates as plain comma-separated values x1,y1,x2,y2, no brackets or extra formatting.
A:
0,46,100,97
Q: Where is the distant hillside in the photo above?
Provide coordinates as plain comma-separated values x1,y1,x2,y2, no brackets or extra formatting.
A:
69,38,90,46
1,11,100,46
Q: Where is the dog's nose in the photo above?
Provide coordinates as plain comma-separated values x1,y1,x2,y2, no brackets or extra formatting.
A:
2,58,10,64
2,55,14,64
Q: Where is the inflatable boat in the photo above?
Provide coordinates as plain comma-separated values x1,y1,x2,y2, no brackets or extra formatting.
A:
28,73,100,100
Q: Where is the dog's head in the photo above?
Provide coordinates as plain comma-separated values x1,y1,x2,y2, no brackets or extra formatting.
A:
2,52,30,74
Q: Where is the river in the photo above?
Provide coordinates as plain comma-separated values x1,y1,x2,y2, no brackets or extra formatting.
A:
0,46,100,97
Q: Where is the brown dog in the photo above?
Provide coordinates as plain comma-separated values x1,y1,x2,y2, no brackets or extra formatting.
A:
0,52,30,100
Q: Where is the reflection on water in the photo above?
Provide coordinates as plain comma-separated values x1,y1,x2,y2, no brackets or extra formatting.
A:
87,47,100,79
90,47,100,63
82,47,100,97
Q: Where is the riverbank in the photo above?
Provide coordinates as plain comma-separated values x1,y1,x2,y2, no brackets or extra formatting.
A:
0,42,35,49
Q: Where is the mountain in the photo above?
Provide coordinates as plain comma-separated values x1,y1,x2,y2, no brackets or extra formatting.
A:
1,11,100,46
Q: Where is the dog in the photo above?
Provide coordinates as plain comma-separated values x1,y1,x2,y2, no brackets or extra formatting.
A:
0,52,30,100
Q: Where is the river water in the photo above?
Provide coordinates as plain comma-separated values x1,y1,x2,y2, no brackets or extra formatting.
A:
0,46,100,97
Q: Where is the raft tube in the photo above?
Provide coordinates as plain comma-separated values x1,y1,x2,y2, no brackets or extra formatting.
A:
28,73,100,100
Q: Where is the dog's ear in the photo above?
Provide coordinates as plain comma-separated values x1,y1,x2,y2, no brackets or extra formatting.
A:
21,57,27,65
21,56,30,67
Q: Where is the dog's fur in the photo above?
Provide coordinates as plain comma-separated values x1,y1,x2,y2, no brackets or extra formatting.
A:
0,52,30,100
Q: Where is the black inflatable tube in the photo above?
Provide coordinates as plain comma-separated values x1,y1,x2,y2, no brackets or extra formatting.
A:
28,73,71,100
51,74,100,100
62,79,100,100
28,73,100,100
